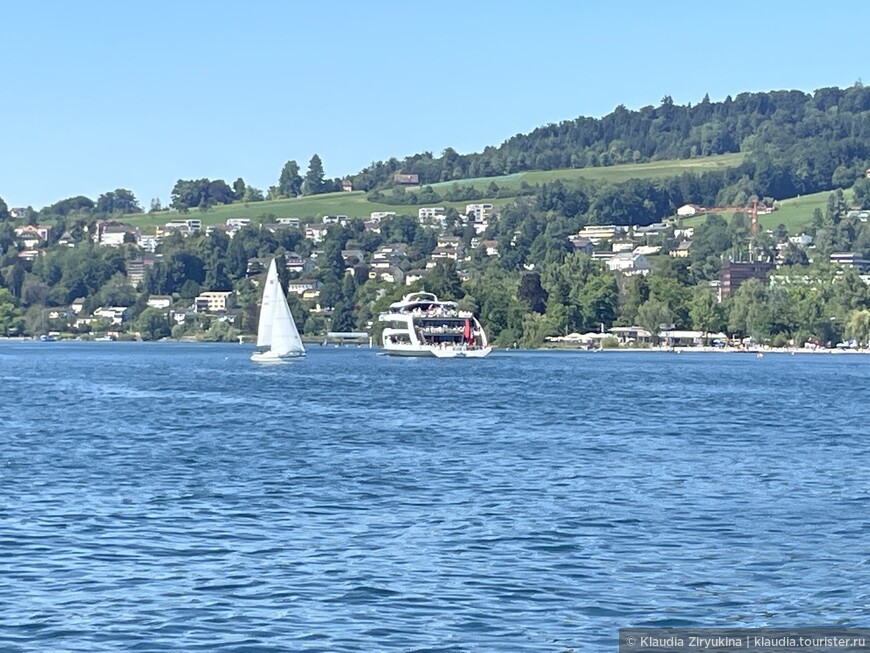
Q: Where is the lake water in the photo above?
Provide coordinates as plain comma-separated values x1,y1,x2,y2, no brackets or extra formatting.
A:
1,342,869,652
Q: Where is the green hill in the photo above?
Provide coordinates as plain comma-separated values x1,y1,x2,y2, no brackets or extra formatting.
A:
678,188,853,233
426,152,745,190
125,153,745,231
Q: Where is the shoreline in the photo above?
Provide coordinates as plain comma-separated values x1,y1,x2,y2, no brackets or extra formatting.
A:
536,345,870,355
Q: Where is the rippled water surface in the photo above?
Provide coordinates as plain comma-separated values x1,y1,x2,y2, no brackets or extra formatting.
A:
2,342,870,651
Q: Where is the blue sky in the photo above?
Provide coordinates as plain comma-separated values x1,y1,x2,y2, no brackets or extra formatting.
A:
2,1,869,210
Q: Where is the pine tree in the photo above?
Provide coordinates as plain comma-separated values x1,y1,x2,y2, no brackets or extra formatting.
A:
302,154,325,195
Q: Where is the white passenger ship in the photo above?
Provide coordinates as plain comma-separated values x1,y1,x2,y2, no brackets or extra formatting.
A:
378,292,492,358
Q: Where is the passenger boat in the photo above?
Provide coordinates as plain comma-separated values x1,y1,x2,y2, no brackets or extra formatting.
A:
378,292,491,358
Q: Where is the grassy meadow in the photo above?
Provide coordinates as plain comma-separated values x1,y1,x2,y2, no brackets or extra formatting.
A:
123,153,746,232
678,188,852,233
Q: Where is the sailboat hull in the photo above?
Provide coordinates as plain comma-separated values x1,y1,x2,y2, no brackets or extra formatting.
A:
251,350,305,363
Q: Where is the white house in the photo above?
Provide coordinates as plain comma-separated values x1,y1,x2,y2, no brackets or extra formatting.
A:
418,207,445,221
194,291,235,313
607,252,651,276
789,233,813,247
465,203,494,220
93,306,130,325
147,295,172,310
677,204,702,218
370,211,396,221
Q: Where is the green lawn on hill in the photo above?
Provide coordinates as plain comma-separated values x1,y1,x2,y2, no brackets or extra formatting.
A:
678,188,852,233
122,153,746,231
427,152,745,190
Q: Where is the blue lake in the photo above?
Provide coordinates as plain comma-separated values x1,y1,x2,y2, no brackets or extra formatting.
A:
1,342,869,651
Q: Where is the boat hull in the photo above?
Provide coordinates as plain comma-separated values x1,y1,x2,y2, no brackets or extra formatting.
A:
383,344,492,358
251,350,305,363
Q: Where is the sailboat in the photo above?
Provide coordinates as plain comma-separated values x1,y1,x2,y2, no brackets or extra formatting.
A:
251,258,305,363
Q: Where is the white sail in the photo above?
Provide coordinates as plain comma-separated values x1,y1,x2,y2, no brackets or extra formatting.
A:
253,259,305,360
256,261,279,348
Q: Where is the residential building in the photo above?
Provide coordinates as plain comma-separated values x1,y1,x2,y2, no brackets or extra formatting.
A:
57,231,76,247
569,236,594,255
634,223,670,237
372,244,408,268
93,306,130,325
370,211,396,221
99,223,139,247
18,249,42,261
160,218,201,236
138,235,161,252
341,249,366,265
341,179,353,192
436,235,461,249
431,246,461,262
405,269,426,285
481,239,500,256
71,298,87,314
195,291,235,313
125,258,155,287
789,233,813,247
575,225,628,244
719,260,775,297
633,245,662,257
287,279,320,296
465,203,494,221
276,217,300,228
607,252,652,276
14,224,51,248
393,173,419,185
418,207,445,221
369,266,404,284
147,296,172,310
830,252,870,273
670,240,692,258
304,224,329,243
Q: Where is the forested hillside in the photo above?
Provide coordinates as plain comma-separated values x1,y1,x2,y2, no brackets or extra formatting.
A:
350,86,870,204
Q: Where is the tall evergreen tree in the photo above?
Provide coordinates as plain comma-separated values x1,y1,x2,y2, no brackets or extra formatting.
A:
278,160,303,197
302,154,325,195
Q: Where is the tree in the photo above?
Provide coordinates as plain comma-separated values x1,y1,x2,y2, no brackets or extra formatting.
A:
689,287,724,343
302,154,325,195
0,195,8,221
137,307,170,341
243,185,265,203
637,299,674,345
422,260,463,300
331,300,355,332
727,278,771,341
845,309,870,347
0,288,23,336
518,272,548,313
278,160,303,197
232,177,246,201
96,189,141,214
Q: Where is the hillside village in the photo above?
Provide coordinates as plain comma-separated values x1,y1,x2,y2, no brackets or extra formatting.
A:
4,188,870,348
5,86,870,347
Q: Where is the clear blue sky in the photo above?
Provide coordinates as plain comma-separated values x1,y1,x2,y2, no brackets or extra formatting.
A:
2,0,868,210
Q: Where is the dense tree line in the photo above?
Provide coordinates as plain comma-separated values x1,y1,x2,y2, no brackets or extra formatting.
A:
348,85,870,204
